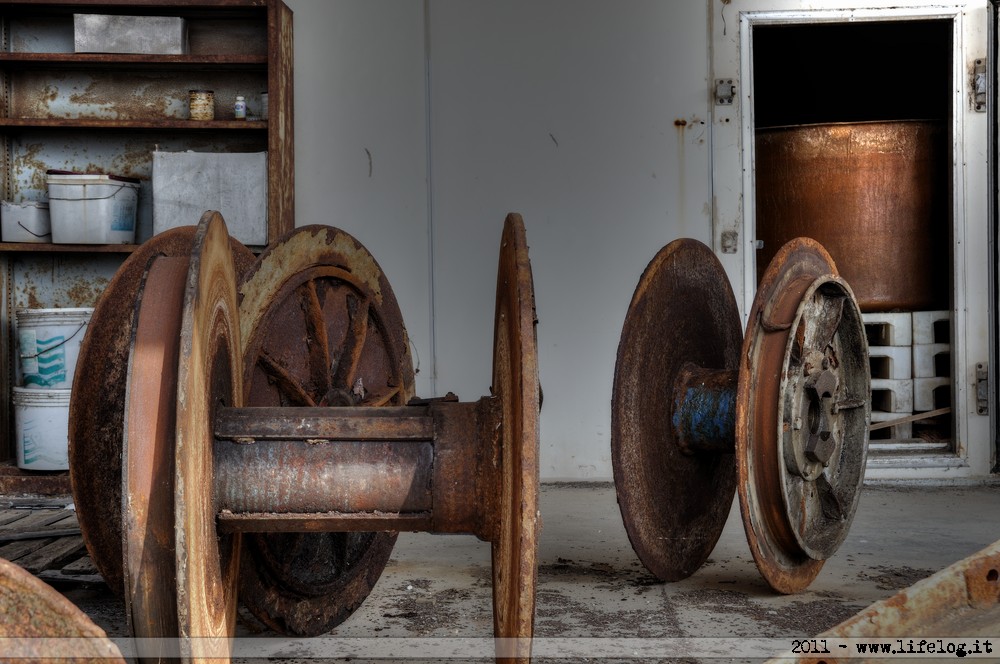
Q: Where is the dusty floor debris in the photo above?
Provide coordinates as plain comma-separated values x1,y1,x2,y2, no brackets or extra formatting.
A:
51,482,1000,662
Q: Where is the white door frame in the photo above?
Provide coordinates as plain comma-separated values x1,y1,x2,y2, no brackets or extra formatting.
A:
709,1,993,479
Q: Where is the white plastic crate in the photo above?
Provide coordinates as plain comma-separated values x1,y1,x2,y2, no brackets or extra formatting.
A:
871,378,914,413
912,310,950,345
914,377,951,412
868,345,912,380
913,343,950,378
862,312,912,347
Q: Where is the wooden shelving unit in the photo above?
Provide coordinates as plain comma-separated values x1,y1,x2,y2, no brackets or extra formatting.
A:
0,0,293,489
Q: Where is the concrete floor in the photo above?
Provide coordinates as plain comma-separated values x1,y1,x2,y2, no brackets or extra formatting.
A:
66,481,1000,662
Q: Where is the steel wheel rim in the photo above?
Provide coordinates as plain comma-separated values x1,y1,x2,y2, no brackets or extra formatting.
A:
69,226,255,596
122,255,189,648
611,239,742,581
490,213,539,661
736,237,869,593
173,213,243,659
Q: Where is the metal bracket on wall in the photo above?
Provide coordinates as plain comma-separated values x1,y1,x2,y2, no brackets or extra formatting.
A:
976,362,989,414
720,230,739,254
974,58,987,112
715,79,736,105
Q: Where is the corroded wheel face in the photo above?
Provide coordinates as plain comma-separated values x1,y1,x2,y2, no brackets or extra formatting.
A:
174,213,243,659
490,213,540,662
0,557,125,662
69,226,255,597
237,225,414,636
736,237,870,594
611,239,742,581
122,255,189,649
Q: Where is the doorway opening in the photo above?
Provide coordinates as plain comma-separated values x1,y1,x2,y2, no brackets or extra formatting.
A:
750,19,955,456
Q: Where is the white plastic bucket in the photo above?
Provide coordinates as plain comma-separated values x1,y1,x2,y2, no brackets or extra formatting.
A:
0,201,51,243
16,308,93,389
13,387,71,471
46,171,140,244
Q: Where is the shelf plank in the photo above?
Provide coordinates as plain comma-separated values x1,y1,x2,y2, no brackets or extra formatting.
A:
2,0,267,9
0,53,266,67
0,118,267,130
0,242,139,253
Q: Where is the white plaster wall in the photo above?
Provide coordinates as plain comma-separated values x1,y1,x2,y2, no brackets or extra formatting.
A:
285,0,712,479
284,0,435,398
427,1,712,479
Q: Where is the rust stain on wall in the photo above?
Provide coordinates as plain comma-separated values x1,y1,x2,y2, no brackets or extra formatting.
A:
12,143,49,195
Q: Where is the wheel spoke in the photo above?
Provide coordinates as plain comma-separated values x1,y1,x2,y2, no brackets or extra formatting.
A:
331,294,371,390
359,386,401,408
809,293,845,356
815,473,846,522
257,352,317,407
299,280,332,395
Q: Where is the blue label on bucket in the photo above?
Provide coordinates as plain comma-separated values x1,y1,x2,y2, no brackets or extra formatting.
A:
20,419,68,469
112,198,136,232
20,331,67,387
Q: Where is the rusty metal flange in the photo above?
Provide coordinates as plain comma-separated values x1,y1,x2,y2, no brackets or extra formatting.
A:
69,224,254,596
490,213,540,662
120,213,243,661
173,212,243,658
736,237,870,594
122,255,188,650
235,225,415,636
611,239,742,581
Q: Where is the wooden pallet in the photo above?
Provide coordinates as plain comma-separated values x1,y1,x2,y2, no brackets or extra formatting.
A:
0,500,103,587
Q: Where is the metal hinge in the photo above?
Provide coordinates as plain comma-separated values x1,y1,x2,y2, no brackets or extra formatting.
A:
974,58,987,112
976,362,989,415
715,79,736,105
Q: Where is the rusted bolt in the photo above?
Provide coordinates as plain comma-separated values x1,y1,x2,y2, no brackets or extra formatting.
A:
805,432,837,465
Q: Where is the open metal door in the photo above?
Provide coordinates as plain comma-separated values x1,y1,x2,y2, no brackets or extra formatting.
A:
991,0,999,474
710,0,992,480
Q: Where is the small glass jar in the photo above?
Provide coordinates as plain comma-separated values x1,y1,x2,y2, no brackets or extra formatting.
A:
234,95,247,120
189,90,214,121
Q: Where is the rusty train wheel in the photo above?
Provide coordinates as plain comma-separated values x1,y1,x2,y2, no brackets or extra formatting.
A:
236,225,415,635
69,225,255,597
119,213,243,661
736,238,870,593
173,213,243,659
0,557,125,662
122,255,188,650
611,239,742,581
490,213,540,662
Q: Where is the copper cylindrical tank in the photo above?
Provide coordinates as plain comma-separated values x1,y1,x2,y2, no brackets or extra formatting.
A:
754,120,950,312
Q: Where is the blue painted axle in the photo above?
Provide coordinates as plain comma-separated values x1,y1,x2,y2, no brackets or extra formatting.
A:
671,365,738,454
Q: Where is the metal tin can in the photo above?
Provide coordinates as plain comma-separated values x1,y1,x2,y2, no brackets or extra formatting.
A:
189,90,214,121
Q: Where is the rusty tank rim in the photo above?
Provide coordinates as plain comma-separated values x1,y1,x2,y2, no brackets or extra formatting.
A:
753,118,949,313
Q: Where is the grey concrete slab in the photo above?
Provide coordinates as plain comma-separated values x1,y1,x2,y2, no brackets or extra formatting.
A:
59,482,1000,662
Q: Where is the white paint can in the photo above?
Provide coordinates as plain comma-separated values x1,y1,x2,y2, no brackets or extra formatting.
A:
16,308,93,389
13,387,71,470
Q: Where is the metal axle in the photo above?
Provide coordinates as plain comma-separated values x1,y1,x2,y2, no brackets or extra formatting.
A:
213,400,501,539
671,364,738,455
